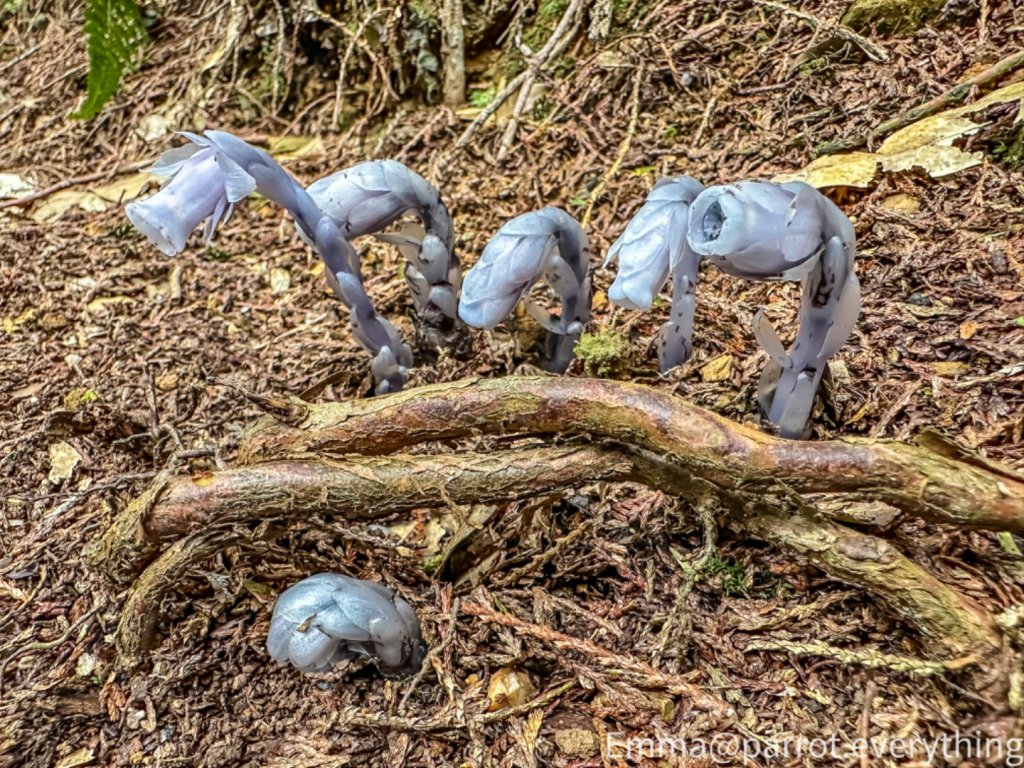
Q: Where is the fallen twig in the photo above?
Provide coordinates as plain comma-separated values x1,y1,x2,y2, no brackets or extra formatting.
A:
818,48,1024,155
0,161,148,210
462,600,733,716
743,638,979,676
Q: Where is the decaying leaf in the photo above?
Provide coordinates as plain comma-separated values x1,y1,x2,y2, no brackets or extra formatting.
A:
931,361,971,376
486,667,537,711
49,440,83,484
700,353,734,383
269,267,292,294
55,747,95,768
776,82,1024,188
0,173,36,199
30,172,158,223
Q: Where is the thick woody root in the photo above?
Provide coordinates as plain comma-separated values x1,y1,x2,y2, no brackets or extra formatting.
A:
117,532,238,671
107,444,1010,685
237,377,1024,534
739,506,1008,698
87,447,637,583
98,377,1017,688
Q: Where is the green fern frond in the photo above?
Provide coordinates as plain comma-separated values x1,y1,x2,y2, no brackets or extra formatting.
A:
71,0,148,120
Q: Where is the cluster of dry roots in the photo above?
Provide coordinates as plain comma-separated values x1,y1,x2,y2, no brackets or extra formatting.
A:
86,376,1024,711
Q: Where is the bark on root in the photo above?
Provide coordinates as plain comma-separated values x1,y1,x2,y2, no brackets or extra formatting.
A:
98,376,1020,694
237,376,1024,533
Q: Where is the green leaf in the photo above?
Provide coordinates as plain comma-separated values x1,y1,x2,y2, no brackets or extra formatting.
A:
71,0,147,120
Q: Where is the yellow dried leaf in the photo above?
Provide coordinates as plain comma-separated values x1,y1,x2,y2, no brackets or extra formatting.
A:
86,295,136,312
772,152,879,189
155,372,179,391
931,361,970,376
781,81,1024,187
92,172,160,203
877,114,982,155
268,135,325,160
56,747,95,768
32,189,108,223
700,354,733,382
269,267,292,294
486,667,537,712
880,193,921,213
3,308,36,333
881,143,982,179
959,321,980,339
49,441,82,484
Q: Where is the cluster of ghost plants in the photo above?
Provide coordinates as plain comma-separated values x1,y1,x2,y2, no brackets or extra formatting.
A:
129,130,859,441
127,131,860,676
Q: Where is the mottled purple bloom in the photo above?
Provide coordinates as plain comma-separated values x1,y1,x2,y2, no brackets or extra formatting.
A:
687,180,861,438
126,136,256,255
266,573,425,674
609,178,860,438
126,131,422,395
459,207,590,372
605,177,704,369
306,160,460,329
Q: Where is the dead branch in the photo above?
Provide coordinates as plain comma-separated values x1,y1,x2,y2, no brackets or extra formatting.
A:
818,48,1024,155
496,0,583,161
441,0,466,108
237,376,1024,534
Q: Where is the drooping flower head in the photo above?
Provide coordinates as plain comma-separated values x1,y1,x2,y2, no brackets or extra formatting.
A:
306,160,460,326
604,177,704,369
125,134,257,256
266,573,426,674
126,131,428,396
607,176,860,439
459,207,590,372
605,176,704,310
687,181,828,280
686,180,860,438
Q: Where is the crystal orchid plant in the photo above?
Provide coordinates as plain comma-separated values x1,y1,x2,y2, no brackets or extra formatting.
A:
607,179,860,439
605,176,705,370
126,130,451,394
266,573,426,675
458,207,591,372
304,160,460,335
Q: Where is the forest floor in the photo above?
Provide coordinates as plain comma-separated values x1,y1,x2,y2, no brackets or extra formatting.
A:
1,0,1024,765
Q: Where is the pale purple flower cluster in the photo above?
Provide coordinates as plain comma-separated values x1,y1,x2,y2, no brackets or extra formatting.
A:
458,207,591,372
607,178,860,438
266,573,425,674
127,130,859,439
126,131,454,394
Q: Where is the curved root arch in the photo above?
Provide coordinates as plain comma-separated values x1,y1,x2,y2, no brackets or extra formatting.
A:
92,377,1022,699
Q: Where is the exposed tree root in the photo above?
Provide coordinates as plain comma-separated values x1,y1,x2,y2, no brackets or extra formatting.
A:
87,446,636,583
97,376,1020,699
738,506,1004,684
237,376,1024,533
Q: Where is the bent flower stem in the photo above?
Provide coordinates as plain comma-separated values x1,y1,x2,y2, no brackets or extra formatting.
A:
687,180,861,439
126,130,416,394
